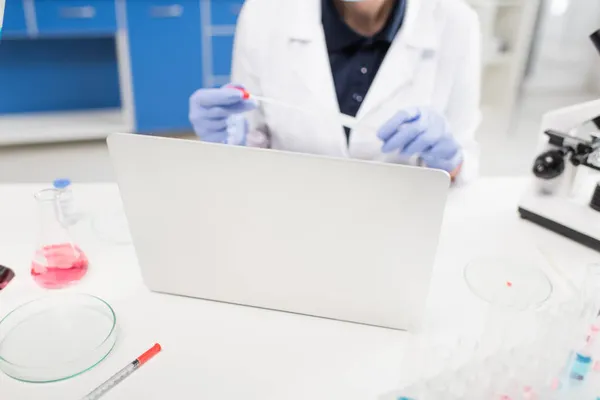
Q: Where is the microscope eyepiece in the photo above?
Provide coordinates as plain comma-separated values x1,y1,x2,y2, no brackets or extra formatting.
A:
533,149,566,179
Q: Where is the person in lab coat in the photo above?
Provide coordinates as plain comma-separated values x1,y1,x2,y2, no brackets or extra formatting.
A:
189,0,481,183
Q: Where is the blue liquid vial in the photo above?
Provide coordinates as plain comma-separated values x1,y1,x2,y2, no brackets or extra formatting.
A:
570,353,592,381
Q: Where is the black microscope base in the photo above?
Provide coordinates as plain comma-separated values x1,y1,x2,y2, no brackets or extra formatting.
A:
518,207,600,253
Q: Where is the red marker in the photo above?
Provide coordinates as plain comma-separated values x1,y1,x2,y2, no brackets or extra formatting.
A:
81,344,162,400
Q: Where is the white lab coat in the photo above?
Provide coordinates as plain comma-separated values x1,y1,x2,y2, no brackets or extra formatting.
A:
231,0,482,183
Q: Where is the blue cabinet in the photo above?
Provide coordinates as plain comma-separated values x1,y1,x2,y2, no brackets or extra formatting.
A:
0,38,120,114
209,0,242,26
211,36,234,77
126,1,203,132
0,0,245,134
201,0,244,87
3,0,28,37
34,0,117,36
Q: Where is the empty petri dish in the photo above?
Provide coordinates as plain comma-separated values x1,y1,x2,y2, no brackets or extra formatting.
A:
0,293,117,382
464,257,553,311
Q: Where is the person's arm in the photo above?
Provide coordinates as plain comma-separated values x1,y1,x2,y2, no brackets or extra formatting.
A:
377,4,482,184
230,0,271,148
443,4,482,184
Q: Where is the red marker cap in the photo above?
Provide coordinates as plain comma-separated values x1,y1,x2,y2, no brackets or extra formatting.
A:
233,87,251,100
137,343,162,366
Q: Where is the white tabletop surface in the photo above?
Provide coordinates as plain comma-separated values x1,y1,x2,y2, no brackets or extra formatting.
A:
1,178,599,400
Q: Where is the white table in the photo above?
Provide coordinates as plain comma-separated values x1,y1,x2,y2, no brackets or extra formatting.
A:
1,178,599,400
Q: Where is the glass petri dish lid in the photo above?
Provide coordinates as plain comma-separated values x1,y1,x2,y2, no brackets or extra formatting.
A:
0,293,117,383
464,257,553,311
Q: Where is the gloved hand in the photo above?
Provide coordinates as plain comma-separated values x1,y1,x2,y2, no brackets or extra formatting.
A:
377,107,463,174
189,85,257,145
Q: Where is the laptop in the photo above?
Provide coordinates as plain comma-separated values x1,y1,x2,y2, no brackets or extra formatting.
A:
107,133,450,330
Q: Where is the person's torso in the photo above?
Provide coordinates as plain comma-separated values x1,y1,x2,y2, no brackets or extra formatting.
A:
250,0,465,162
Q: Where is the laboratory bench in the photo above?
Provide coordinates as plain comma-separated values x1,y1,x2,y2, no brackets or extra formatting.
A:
1,177,598,399
0,0,243,145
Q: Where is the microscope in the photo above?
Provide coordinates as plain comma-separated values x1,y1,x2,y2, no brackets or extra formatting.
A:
518,30,600,251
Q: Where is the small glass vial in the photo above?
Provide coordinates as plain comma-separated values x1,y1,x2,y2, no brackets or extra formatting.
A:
569,353,592,382
53,178,78,226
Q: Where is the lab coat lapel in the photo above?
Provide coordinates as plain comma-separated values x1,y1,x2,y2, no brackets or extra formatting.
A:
286,0,342,118
357,0,439,120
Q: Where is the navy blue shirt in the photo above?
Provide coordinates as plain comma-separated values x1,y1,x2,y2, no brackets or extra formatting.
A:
321,0,407,138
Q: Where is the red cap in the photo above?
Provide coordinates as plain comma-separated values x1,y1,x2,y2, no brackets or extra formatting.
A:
137,343,162,366
233,87,250,100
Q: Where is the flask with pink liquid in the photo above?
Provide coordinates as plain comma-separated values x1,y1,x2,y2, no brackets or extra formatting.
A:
31,189,89,289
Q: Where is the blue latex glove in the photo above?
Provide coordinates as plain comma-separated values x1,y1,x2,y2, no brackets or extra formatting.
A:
377,107,463,173
189,85,257,145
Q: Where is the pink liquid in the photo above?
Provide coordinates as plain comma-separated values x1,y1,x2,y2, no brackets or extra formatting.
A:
31,243,89,289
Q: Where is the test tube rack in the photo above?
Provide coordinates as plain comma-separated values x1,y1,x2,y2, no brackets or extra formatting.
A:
382,295,600,399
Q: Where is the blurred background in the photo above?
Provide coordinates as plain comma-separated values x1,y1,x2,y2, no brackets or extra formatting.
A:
0,0,599,182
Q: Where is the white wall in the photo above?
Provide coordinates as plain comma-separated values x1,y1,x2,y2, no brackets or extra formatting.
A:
526,0,600,94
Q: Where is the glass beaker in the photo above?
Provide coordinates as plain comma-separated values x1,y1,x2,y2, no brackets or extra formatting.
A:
31,189,89,289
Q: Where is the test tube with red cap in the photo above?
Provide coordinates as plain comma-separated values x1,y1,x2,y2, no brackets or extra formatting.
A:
236,87,251,100
231,87,366,131
81,343,162,400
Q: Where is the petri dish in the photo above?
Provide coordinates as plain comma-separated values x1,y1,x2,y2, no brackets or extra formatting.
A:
464,257,553,311
0,293,117,383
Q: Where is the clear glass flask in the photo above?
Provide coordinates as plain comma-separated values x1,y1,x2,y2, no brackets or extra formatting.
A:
31,189,89,289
